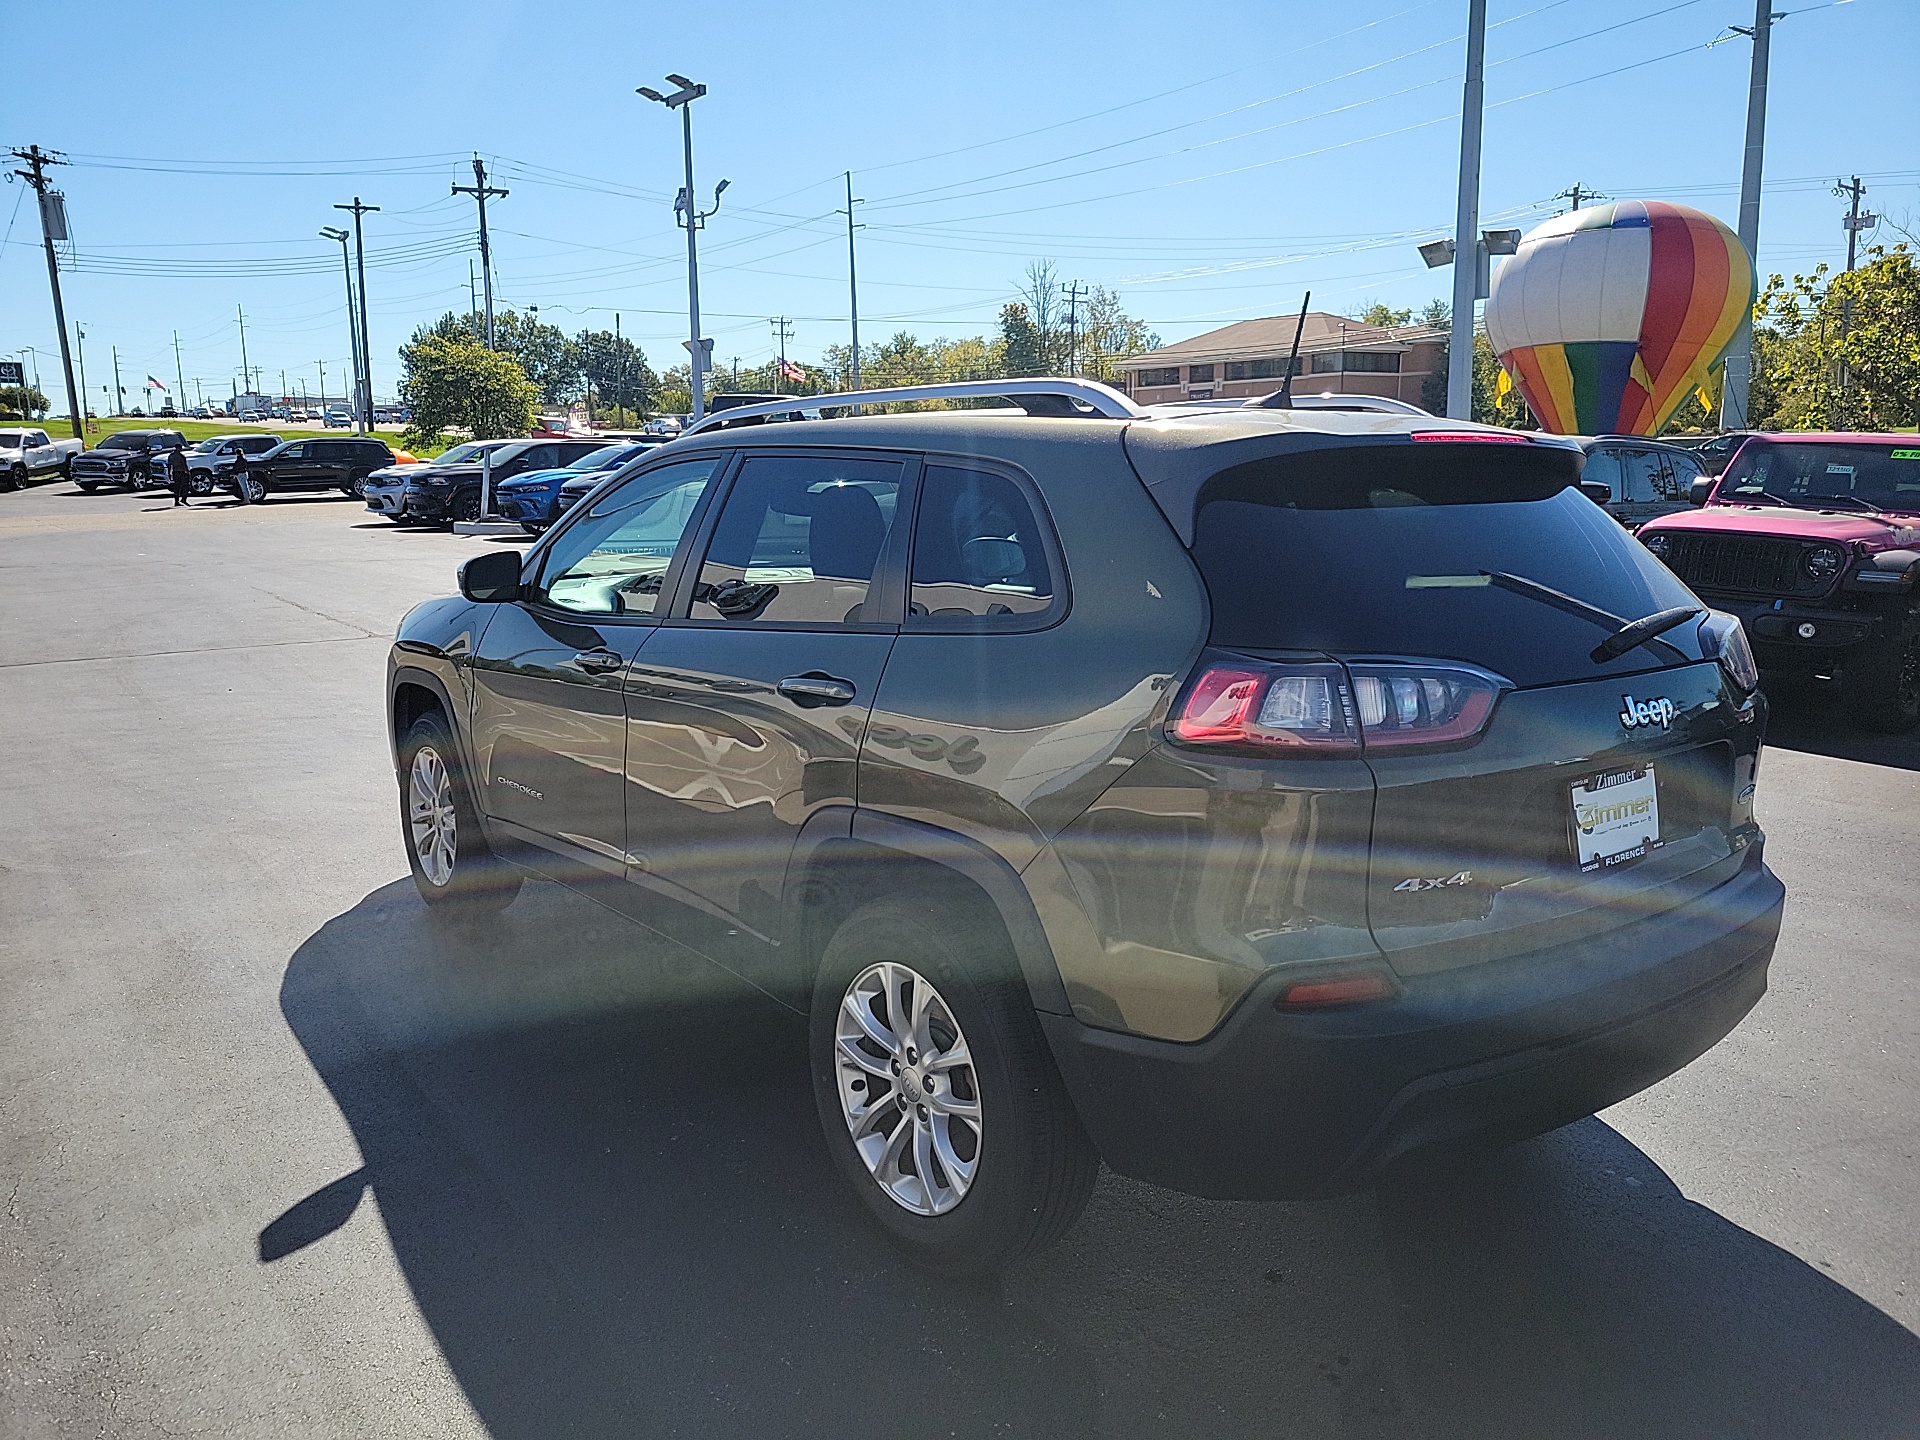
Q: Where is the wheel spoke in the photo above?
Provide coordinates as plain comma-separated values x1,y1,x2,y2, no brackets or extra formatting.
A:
926,1086,979,1122
924,1038,972,1074
836,1032,894,1079
911,1115,939,1207
841,986,900,1057
929,1117,978,1191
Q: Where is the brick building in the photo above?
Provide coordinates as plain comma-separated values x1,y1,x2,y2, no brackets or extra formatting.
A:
1116,312,1445,408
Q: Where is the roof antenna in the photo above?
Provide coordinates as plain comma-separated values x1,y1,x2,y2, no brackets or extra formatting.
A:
1260,291,1311,409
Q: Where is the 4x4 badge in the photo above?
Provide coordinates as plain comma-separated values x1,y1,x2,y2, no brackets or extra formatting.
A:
1619,695,1677,730
1394,871,1474,893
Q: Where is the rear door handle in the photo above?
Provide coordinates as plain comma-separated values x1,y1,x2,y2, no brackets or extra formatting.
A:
573,649,625,674
777,673,856,706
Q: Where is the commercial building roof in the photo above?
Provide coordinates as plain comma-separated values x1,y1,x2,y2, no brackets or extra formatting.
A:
1119,312,1445,368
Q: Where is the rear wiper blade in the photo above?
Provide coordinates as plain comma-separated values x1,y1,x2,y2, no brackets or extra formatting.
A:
1588,604,1702,664
1478,572,1696,665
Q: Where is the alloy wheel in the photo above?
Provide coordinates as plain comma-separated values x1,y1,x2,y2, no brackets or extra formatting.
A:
834,962,982,1216
407,746,457,887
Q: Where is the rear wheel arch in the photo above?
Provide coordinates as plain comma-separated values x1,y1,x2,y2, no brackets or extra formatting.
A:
783,810,1071,1018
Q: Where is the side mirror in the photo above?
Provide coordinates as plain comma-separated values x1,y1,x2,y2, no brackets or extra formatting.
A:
1689,477,1714,506
1578,480,1612,505
459,549,524,603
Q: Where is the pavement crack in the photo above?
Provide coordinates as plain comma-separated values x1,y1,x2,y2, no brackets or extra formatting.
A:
254,588,380,640
0,635,381,669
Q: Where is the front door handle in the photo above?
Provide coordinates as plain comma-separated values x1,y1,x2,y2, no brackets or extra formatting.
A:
573,649,625,674
777,673,856,706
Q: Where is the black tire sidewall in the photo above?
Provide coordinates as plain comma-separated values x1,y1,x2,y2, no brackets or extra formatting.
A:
808,896,1093,1273
1850,617,1920,733
396,713,520,913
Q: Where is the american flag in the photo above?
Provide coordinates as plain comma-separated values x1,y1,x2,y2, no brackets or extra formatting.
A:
146,375,168,391
779,360,805,384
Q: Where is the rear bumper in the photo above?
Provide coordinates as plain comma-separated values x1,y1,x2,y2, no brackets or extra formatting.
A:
1041,845,1784,1200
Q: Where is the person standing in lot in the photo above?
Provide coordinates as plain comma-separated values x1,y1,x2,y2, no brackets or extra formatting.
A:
167,445,191,507
229,446,252,505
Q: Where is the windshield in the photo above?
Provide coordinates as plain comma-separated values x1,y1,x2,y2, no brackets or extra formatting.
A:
99,434,147,450
431,442,506,466
0,435,17,449
567,445,632,470
1190,443,1699,688
1718,441,1920,512
192,439,231,454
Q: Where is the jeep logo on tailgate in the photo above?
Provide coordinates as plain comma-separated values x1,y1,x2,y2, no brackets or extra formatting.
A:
1619,695,1677,730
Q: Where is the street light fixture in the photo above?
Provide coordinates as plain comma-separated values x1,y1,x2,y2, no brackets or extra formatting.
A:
637,73,728,422
319,227,363,432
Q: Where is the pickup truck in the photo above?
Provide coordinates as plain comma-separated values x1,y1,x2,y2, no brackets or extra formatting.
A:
69,429,190,491
0,427,85,490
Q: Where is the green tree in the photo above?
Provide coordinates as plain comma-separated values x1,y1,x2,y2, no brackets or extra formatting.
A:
493,310,580,406
1077,285,1159,382
1750,245,1920,430
0,385,50,419
575,329,657,417
999,303,1045,377
1355,301,1413,327
398,333,537,447
1420,299,1451,329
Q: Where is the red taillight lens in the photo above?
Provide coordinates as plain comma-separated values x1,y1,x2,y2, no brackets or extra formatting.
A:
1170,654,1505,756
1171,660,1360,754
1277,972,1398,1009
1346,664,1503,749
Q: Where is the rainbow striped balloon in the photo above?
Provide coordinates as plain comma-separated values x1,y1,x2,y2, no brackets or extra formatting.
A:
1484,200,1755,436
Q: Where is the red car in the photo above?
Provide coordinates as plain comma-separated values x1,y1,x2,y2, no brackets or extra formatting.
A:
1637,433,1920,731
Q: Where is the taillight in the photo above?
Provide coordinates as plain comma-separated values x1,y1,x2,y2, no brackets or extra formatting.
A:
1697,611,1759,694
1169,652,1507,756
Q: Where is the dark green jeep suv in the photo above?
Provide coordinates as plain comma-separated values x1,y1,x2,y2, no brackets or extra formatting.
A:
385,381,1784,1273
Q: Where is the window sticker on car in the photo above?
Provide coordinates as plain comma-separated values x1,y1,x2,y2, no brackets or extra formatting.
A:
1572,766,1660,873
1891,449,1920,461
1826,464,1855,476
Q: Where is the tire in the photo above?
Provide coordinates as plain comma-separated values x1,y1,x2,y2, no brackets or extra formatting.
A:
396,712,522,915
519,521,546,537
451,489,481,524
239,474,266,504
809,895,1098,1275
4,465,23,492
1848,618,1920,733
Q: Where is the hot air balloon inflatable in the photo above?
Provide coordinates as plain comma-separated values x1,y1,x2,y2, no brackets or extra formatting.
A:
1484,200,1755,436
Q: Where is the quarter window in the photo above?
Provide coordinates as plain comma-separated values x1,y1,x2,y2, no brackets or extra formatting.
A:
690,454,904,626
909,466,1055,625
533,457,722,616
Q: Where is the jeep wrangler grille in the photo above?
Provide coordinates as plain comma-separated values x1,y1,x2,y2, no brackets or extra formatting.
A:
1659,533,1818,597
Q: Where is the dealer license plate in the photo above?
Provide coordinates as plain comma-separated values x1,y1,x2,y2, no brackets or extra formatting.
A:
1571,766,1660,873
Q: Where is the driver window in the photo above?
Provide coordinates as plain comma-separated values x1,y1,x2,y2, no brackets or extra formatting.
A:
689,454,904,625
532,457,722,616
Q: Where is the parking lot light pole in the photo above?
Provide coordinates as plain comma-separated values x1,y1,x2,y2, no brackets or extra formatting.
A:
1446,0,1488,420
638,75,725,423
319,228,361,432
334,199,379,435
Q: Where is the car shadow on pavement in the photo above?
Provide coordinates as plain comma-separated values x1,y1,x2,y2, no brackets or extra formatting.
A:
276,877,1920,1440
1760,685,1920,771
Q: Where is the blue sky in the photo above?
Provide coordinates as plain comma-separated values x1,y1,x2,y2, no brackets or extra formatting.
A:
5,0,1914,411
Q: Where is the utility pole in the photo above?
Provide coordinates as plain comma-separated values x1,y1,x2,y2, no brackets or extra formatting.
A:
334,198,379,433
770,317,794,394
318,360,326,410
638,75,725,422
1554,182,1604,213
1447,0,1488,420
840,172,864,394
173,332,186,407
1064,280,1087,377
1835,175,1876,400
10,146,84,437
468,259,478,331
111,346,123,416
1721,0,1775,430
236,305,251,402
451,160,505,349
74,324,89,427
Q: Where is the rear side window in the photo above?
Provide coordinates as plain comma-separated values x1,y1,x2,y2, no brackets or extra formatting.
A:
909,465,1056,626
1189,444,1698,687
690,454,903,626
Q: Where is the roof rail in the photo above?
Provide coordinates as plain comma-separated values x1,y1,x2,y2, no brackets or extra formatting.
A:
680,377,1146,435
1246,392,1432,416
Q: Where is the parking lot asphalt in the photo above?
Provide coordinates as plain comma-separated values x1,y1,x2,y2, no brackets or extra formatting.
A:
2,481,1916,1439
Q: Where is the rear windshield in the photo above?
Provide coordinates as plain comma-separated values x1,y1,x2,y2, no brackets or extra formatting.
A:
1190,443,1700,688
1718,440,1920,513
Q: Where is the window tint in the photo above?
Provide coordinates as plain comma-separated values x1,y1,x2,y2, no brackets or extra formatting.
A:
533,457,722,616
691,454,903,626
516,444,560,471
1618,450,1661,502
242,437,277,454
557,441,607,464
1581,447,1620,497
1189,444,1698,688
909,465,1055,624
